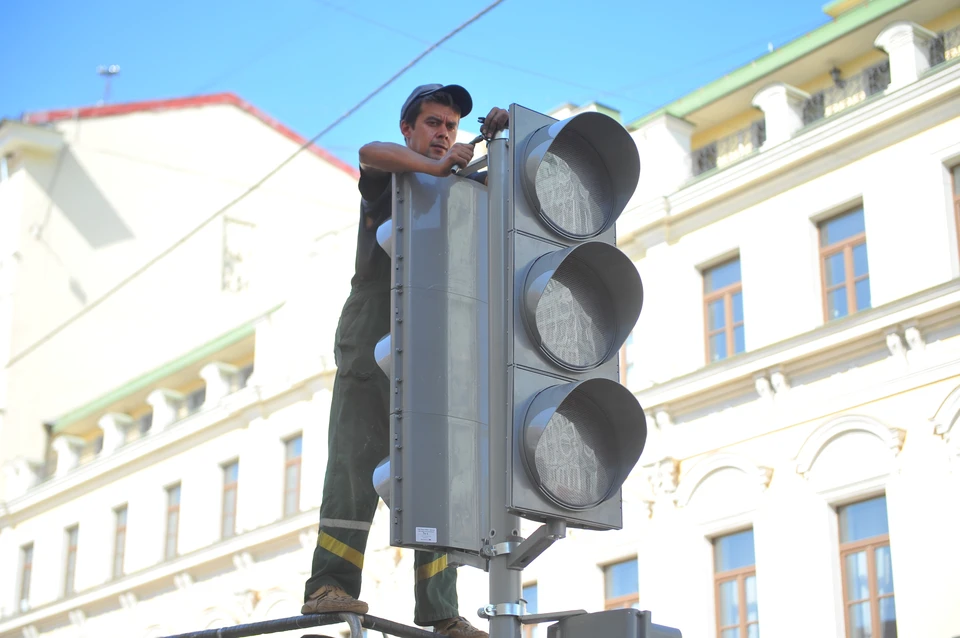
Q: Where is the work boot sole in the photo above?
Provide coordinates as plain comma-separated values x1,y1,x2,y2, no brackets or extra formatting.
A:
301,598,369,615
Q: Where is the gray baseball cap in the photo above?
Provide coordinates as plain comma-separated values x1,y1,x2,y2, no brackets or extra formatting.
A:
400,83,473,122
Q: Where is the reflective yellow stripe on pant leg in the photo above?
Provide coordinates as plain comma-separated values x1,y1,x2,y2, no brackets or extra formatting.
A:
416,555,448,581
318,531,365,570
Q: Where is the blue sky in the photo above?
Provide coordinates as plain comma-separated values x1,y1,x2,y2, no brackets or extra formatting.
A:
3,0,835,167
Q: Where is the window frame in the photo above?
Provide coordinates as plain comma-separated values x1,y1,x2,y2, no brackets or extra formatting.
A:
602,557,639,610
714,564,758,638
222,461,239,539
952,165,960,254
64,524,79,597
113,504,128,579
19,542,33,610
283,434,303,517
712,529,759,638
702,258,744,363
838,497,896,638
165,483,181,560
522,582,539,638
818,209,869,322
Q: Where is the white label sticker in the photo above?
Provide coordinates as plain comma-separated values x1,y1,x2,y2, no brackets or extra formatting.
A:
416,527,438,543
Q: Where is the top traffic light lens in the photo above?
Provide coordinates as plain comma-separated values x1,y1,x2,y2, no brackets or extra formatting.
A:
521,111,640,240
535,129,612,238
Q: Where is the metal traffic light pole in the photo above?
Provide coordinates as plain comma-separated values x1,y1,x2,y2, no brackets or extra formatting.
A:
483,134,523,638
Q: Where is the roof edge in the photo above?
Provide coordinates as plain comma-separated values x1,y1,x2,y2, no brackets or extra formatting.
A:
23,93,359,179
627,0,912,130
52,303,283,432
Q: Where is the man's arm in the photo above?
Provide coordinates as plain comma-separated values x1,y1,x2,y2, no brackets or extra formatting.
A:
359,142,475,178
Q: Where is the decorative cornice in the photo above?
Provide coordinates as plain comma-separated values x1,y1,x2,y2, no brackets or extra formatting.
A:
636,279,960,417
620,61,960,245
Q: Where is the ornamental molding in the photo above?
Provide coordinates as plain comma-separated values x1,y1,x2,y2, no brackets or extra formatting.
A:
795,414,905,476
675,453,773,508
932,383,960,456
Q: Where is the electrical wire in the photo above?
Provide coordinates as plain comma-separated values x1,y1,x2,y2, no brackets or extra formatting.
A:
311,0,657,108
6,0,507,369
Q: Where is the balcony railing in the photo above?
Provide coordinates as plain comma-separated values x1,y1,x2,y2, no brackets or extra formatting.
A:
802,60,891,126
692,119,766,176
928,24,960,69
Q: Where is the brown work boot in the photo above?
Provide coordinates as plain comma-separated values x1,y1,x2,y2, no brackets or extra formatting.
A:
301,585,369,615
434,616,488,638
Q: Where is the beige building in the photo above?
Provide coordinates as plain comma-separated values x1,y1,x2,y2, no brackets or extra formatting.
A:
3,0,960,636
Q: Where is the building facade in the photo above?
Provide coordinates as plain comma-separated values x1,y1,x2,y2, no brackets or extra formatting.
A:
3,0,960,637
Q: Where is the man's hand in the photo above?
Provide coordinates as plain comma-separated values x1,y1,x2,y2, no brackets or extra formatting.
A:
481,107,510,139
435,142,476,176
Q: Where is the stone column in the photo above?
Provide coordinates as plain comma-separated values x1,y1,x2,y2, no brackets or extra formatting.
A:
2,457,40,498
99,412,133,454
875,21,937,90
199,362,238,405
146,389,184,431
52,435,85,477
632,113,695,197
751,83,810,147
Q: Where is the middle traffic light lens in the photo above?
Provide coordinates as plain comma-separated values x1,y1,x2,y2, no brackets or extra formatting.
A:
536,256,616,369
534,391,617,508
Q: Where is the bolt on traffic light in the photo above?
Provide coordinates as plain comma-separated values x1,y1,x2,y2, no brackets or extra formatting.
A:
506,105,647,530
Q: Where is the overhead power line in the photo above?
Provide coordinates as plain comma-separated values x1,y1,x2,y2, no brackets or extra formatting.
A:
7,0,507,369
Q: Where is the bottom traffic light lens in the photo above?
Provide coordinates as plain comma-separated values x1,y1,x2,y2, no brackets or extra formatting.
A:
535,391,617,508
521,378,647,511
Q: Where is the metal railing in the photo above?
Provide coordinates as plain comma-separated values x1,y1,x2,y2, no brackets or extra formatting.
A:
692,119,766,176
160,612,440,638
802,60,891,126
928,24,960,69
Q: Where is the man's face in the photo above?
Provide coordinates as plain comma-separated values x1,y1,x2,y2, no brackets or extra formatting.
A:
402,101,460,159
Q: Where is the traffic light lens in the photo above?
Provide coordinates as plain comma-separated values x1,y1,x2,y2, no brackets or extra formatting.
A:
534,392,616,508
535,129,613,239
536,256,616,369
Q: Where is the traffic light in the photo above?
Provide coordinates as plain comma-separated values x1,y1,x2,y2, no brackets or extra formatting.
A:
371,104,647,555
372,171,490,555
546,609,681,638
506,104,647,530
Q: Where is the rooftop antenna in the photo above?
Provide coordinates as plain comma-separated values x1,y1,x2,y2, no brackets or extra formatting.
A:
97,65,120,105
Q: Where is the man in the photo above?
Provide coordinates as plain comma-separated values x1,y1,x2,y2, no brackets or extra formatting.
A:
302,83,509,638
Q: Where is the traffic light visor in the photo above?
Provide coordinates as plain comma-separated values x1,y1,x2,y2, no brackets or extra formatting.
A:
522,242,642,371
520,379,646,510
520,111,640,240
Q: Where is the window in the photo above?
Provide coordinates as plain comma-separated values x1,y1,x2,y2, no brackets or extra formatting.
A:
113,505,128,578
232,364,254,391
64,525,79,596
222,461,239,538
19,543,33,611
603,558,639,610
179,387,206,419
952,165,960,251
138,411,153,435
839,496,896,638
522,582,541,638
820,208,870,321
284,435,303,517
165,483,181,559
704,258,745,362
714,529,759,638
620,333,640,388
